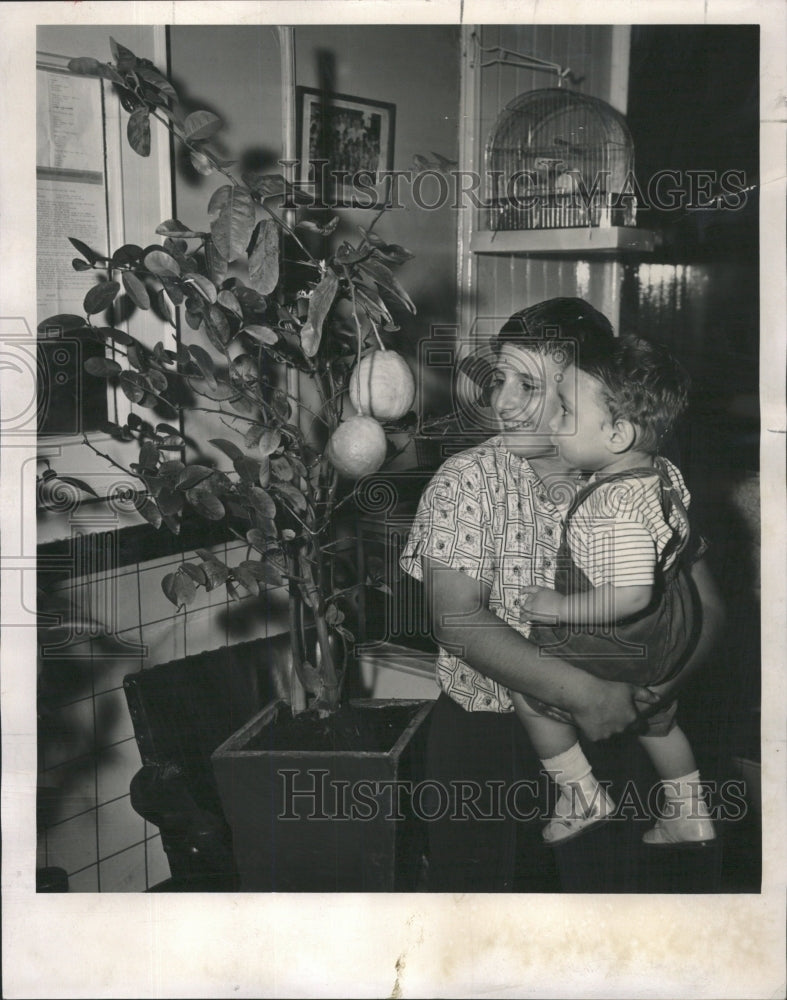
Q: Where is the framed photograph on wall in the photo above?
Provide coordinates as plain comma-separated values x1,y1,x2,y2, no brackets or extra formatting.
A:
296,86,395,207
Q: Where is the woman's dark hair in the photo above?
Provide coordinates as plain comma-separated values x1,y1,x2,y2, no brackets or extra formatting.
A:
492,297,616,370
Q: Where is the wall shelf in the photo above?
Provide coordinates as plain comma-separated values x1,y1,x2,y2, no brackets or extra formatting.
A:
470,226,655,255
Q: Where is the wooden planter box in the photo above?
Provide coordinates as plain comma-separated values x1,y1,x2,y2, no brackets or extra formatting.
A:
211,698,433,891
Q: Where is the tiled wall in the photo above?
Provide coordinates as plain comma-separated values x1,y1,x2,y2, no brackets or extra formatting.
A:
37,537,288,892
37,530,438,892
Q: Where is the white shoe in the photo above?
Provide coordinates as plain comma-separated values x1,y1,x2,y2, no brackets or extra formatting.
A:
543,783,615,845
642,794,716,847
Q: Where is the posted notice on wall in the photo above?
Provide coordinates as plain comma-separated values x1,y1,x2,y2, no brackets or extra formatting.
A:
36,64,108,321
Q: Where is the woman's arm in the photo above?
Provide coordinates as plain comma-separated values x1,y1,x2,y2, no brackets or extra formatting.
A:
423,556,659,741
642,556,725,707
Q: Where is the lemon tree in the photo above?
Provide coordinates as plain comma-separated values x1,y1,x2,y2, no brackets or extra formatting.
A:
39,37,419,716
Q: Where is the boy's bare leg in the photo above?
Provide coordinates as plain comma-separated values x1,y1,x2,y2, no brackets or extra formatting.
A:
638,726,716,845
638,725,697,780
510,692,614,844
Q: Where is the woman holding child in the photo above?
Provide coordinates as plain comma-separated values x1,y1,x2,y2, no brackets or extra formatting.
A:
400,297,724,891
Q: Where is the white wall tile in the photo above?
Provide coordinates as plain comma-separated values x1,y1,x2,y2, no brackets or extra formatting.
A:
45,811,98,877
94,688,136,748
96,737,142,805
40,697,95,771
99,843,146,892
97,796,145,860
67,865,99,892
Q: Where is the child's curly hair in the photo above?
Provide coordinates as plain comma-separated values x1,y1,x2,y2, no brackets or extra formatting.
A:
582,335,691,452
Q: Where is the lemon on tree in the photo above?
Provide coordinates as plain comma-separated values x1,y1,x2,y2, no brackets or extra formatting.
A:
326,414,388,479
348,349,415,421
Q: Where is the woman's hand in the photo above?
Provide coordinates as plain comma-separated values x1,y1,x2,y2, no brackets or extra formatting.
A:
568,674,660,741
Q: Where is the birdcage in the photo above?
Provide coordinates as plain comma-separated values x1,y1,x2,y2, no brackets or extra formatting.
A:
485,88,637,232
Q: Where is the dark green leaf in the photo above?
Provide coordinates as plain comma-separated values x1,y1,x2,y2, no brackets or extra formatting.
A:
144,249,180,276
127,108,151,157
112,244,144,266
241,172,312,203
204,236,229,285
271,390,292,421
301,270,339,357
234,455,262,483
239,559,283,587
110,37,138,73
161,277,185,307
246,529,267,553
185,376,238,401
69,236,102,264
374,243,415,265
133,494,163,528
288,455,308,481
188,493,226,521
155,485,184,516
84,281,120,315
243,324,278,345
358,257,416,313
122,272,151,310
196,554,231,590
232,564,260,596
255,427,281,457
296,216,339,236
84,357,122,378
334,242,372,266
158,459,185,477
353,284,392,324
229,395,254,416
233,283,268,316
120,371,147,403
162,512,181,535
161,570,196,609
217,289,243,319
176,465,214,490
93,326,135,346
72,258,92,272
156,219,200,238
208,185,256,262
181,562,208,586
209,437,244,461
139,441,159,470
248,220,279,295
272,482,307,513
187,344,218,389
247,486,276,518
156,422,181,436
145,370,168,393
183,272,217,303
184,110,223,141
270,455,293,481
135,64,178,101
202,304,232,351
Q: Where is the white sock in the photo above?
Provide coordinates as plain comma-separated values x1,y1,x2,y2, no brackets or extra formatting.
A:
542,741,596,791
660,769,710,819
662,769,701,800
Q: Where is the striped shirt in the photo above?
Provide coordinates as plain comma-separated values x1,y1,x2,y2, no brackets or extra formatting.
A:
568,458,690,588
400,436,574,713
